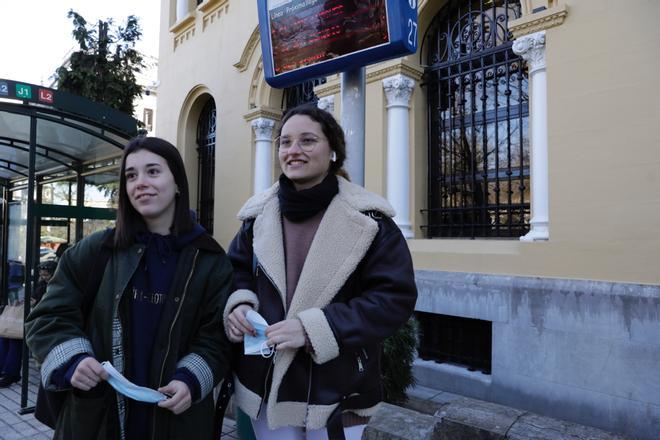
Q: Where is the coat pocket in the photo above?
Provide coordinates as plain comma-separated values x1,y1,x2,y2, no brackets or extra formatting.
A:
55,391,112,440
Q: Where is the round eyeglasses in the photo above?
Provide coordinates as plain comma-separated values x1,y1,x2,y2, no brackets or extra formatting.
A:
274,135,326,153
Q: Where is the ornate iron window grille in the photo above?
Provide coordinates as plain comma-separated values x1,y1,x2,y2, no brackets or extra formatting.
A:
196,99,216,234
282,78,327,110
422,0,530,238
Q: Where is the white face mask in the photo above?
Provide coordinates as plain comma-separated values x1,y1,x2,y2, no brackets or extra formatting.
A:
102,361,168,403
244,310,274,358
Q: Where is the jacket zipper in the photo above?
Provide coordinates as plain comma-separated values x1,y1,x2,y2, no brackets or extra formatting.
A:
255,263,286,312
253,262,284,420
151,250,199,440
304,356,313,426
357,355,364,373
257,355,275,419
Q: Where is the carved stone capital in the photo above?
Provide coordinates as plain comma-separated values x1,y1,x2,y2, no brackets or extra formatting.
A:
251,117,275,142
513,31,546,73
317,96,335,113
382,74,415,108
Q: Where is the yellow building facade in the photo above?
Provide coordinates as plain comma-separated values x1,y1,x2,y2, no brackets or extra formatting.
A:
156,1,660,438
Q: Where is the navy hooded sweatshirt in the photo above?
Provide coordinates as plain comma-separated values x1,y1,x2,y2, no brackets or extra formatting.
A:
126,223,206,439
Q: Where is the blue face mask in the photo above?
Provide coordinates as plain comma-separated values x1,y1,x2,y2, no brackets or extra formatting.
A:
244,310,274,358
102,361,168,403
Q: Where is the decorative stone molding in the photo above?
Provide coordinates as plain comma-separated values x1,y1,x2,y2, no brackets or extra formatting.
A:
170,14,195,34
510,0,567,38
248,59,264,109
367,60,424,83
250,117,275,142
313,60,424,99
197,0,228,14
383,74,415,108
243,106,283,124
513,31,546,73
234,26,261,72
317,96,335,114
314,76,341,98
170,15,196,51
200,0,229,31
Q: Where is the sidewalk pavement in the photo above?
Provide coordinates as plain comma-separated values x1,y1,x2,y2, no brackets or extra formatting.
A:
0,358,240,440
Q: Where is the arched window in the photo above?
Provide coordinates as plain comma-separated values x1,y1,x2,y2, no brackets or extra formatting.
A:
423,0,529,238
196,98,216,234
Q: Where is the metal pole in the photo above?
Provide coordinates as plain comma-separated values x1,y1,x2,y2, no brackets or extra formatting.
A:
76,166,84,241
340,67,366,186
20,115,37,413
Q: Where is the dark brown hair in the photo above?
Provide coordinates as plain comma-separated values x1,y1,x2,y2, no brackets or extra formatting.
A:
114,136,194,248
277,104,349,179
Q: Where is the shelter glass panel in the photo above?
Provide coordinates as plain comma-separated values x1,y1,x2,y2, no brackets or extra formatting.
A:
423,0,530,238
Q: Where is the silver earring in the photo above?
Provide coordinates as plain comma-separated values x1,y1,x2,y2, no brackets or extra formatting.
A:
331,151,337,162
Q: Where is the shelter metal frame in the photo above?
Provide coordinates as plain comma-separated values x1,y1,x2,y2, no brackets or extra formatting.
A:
0,79,138,414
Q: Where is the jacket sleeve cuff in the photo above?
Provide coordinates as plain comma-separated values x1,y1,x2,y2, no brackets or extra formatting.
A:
176,353,213,402
297,308,339,364
172,368,201,402
223,289,259,339
41,337,94,391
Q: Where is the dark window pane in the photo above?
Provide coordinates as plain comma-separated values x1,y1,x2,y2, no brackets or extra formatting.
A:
197,99,216,234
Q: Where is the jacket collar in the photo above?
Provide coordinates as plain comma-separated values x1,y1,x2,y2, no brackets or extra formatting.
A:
237,176,396,221
248,176,389,316
102,228,224,253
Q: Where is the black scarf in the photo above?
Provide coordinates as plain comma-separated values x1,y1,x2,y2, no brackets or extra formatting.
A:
278,173,339,222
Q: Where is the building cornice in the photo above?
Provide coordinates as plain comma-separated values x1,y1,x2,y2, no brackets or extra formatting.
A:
314,60,424,98
509,1,568,38
243,106,283,123
366,60,424,83
197,0,228,14
169,14,195,35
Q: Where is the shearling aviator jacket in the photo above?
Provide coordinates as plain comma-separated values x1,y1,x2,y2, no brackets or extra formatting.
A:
26,228,234,440
223,176,417,431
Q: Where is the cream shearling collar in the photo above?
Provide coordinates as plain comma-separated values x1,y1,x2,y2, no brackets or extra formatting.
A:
237,176,395,221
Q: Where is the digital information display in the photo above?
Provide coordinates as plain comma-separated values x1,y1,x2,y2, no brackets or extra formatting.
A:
258,0,418,88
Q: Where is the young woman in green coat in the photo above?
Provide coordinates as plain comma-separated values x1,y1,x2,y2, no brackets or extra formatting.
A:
26,137,233,439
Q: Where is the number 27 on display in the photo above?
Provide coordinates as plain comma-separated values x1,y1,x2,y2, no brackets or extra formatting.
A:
407,19,418,48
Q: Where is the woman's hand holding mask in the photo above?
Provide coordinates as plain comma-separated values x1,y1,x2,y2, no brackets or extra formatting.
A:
158,380,191,415
266,319,306,350
227,304,256,343
71,357,109,391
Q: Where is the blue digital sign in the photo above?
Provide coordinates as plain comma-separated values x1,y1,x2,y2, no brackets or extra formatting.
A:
257,0,418,88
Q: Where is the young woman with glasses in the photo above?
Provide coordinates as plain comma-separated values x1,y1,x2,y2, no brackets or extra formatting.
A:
224,104,417,439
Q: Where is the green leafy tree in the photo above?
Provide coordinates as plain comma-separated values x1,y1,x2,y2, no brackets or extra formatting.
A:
55,10,144,115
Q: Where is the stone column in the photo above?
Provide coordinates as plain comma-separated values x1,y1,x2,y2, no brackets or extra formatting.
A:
382,74,415,238
251,117,276,195
513,31,549,241
317,95,335,114
176,0,189,21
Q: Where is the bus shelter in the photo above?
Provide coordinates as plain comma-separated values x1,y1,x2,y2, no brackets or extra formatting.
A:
0,78,138,412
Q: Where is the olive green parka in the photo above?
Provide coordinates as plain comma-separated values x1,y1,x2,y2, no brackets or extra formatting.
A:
26,228,233,440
